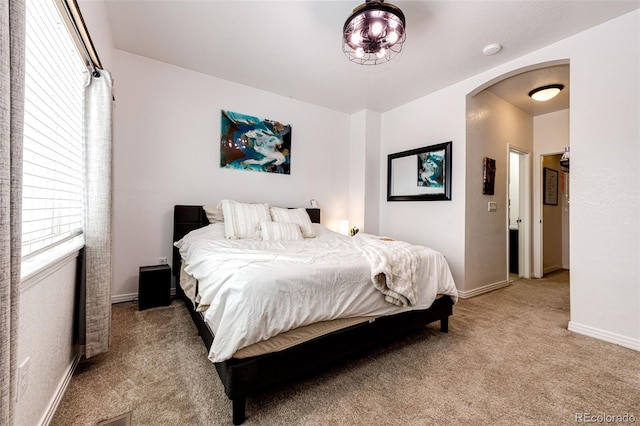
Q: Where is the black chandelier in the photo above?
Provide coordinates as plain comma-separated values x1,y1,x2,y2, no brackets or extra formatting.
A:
342,0,406,65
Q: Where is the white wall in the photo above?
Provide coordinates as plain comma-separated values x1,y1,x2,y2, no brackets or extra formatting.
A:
111,50,352,298
380,87,468,288
78,0,113,70
363,110,382,235
381,10,639,348
349,111,366,233
17,255,79,426
349,109,381,235
566,11,639,348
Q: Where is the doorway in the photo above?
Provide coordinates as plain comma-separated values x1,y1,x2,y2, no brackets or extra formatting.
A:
540,153,570,276
466,60,569,296
508,147,530,282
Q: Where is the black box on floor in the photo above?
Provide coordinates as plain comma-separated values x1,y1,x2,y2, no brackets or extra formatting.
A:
138,264,171,311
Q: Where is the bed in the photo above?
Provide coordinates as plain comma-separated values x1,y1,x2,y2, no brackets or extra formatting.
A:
172,203,457,425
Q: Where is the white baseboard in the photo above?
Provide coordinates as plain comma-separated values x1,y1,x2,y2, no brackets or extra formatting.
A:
568,321,640,351
111,287,177,304
111,292,137,304
40,352,81,426
543,265,563,274
457,280,510,299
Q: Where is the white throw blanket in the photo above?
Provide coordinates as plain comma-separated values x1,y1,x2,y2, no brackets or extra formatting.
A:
353,233,428,306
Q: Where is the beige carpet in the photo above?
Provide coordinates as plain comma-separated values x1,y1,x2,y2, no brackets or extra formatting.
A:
51,271,639,425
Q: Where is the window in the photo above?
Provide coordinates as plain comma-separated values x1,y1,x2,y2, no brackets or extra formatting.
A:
22,0,87,260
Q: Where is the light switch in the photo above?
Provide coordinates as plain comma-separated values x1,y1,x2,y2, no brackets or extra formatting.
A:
488,202,497,212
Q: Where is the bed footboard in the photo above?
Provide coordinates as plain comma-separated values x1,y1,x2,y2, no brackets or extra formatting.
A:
213,295,454,424
224,298,451,425
177,285,453,425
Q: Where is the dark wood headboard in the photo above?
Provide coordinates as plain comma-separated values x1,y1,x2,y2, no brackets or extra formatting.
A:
172,205,321,277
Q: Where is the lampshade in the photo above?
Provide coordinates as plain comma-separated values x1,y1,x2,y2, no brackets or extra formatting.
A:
342,0,406,65
339,220,350,235
528,84,564,102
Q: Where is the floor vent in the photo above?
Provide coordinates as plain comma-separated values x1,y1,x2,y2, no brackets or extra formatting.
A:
97,411,132,426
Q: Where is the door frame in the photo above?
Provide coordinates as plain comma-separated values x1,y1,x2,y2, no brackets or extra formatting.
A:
535,151,566,277
507,145,531,280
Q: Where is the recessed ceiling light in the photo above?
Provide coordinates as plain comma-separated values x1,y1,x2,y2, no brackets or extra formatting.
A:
528,84,564,101
482,43,502,56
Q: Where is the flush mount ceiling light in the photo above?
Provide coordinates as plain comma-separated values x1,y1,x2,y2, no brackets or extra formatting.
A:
342,0,406,65
528,84,565,102
482,43,502,56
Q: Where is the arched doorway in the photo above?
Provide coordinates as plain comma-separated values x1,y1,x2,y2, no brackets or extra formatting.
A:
465,60,570,283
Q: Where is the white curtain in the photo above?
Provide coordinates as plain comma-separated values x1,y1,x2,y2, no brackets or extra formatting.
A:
81,69,114,358
0,0,25,424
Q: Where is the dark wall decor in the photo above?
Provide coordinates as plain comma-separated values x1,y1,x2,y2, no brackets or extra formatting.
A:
482,157,496,195
544,167,559,205
220,110,292,174
387,141,452,201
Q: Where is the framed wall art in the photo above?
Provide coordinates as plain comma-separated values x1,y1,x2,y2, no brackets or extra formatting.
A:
482,157,496,195
220,110,291,174
387,141,452,201
544,167,558,205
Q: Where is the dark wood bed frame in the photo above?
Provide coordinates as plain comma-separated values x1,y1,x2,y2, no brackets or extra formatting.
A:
172,205,454,425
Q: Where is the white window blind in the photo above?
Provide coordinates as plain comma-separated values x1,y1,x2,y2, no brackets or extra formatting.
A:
22,0,87,260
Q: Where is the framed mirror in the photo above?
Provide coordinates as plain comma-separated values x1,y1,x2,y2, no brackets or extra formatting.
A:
387,141,452,201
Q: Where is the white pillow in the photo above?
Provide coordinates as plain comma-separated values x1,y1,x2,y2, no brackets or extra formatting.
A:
310,223,333,237
203,204,224,223
220,200,271,239
258,221,303,241
174,223,226,252
269,207,316,238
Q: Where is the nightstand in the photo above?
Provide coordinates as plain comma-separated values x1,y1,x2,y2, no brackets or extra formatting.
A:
138,264,171,310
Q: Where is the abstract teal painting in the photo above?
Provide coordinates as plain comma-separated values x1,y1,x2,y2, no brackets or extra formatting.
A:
418,150,445,188
220,110,291,174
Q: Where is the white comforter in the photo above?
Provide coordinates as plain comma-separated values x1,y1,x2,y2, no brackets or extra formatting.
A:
176,223,457,362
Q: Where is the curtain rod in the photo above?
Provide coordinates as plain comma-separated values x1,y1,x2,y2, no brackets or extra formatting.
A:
57,0,103,78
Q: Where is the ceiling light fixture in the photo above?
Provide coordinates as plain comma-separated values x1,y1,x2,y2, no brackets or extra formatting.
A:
528,84,564,102
342,0,406,65
482,43,502,56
